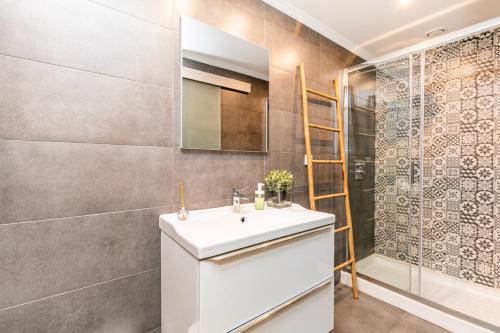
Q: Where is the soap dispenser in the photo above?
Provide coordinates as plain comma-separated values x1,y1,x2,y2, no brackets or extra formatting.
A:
255,183,265,210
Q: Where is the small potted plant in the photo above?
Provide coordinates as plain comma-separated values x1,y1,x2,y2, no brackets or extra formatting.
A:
264,169,293,208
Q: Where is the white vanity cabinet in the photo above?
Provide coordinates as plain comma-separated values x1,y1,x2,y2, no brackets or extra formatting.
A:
160,204,335,333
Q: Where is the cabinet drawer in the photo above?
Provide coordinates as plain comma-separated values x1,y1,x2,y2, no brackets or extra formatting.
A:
243,280,334,333
198,226,333,333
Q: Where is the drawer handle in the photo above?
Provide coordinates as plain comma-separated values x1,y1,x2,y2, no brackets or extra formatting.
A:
206,224,333,262
228,278,333,333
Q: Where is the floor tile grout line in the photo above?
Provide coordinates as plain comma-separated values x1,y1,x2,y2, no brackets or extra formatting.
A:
86,0,176,32
386,312,409,333
0,52,171,89
0,267,160,313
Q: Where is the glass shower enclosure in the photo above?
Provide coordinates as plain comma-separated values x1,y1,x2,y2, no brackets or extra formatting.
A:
343,26,500,330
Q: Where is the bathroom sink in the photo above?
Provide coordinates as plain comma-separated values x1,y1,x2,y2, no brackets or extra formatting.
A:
159,203,335,259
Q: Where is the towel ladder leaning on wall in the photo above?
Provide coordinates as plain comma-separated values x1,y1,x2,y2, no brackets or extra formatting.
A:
299,63,359,299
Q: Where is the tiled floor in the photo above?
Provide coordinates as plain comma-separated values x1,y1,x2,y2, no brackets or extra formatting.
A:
333,284,450,333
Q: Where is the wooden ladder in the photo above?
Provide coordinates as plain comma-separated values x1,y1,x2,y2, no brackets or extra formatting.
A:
299,63,359,299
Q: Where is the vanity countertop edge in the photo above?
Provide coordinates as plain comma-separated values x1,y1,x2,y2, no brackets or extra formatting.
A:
159,203,335,260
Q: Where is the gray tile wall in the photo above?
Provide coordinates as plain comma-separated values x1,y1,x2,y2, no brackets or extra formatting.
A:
0,0,361,331
347,70,377,261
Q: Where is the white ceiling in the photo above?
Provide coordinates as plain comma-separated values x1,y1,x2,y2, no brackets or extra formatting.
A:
263,0,500,60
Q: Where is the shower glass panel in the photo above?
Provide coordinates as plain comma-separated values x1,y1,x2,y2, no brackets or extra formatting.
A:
346,55,417,293
418,31,500,328
344,26,500,329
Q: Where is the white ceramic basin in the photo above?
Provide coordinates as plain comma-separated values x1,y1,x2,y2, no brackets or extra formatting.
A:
159,203,335,259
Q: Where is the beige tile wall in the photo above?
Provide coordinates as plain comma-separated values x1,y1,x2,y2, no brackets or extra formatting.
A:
0,0,362,331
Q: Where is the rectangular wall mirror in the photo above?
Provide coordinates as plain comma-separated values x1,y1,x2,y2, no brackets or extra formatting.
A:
181,16,269,152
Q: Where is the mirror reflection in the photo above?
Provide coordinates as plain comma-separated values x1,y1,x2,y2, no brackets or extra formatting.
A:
181,16,269,152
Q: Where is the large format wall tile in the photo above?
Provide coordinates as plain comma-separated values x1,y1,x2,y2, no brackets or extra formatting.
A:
265,21,320,81
269,66,296,114
173,0,265,47
0,207,170,310
264,152,293,172
268,109,296,152
90,0,173,28
291,152,308,191
172,89,182,147
171,0,225,32
172,150,265,206
319,38,361,86
0,55,172,146
264,22,300,75
264,4,320,47
0,268,161,333
0,0,172,86
0,140,173,224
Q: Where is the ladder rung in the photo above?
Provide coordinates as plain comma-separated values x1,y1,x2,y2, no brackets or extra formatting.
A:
314,192,347,200
308,123,340,132
312,160,344,164
306,88,338,101
312,159,343,164
334,225,350,233
334,258,354,271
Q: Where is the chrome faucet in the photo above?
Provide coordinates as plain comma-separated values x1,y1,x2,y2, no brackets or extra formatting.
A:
232,188,249,213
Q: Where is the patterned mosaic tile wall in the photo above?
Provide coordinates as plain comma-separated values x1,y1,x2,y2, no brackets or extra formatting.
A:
374,58,412,262
423,28,500,288
374,27,500,289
